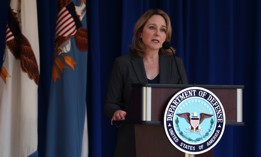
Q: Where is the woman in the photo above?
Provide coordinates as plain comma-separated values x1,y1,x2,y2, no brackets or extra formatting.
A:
104,9,188,157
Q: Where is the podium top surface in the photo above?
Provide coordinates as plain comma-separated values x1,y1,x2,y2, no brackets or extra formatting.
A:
132,83,244,89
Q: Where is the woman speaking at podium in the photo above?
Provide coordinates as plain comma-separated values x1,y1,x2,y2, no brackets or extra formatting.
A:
104,9,188,157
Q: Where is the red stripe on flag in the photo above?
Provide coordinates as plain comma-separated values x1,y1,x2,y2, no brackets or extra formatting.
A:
56,19,75,36
56,10,70,27
6,25,14,42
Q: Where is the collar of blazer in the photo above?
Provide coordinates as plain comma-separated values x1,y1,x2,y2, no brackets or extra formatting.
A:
130,52,172,84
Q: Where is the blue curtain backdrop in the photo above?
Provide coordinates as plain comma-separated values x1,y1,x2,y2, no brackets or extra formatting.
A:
88,0,261,157
36,1,57,157
0,0,260,157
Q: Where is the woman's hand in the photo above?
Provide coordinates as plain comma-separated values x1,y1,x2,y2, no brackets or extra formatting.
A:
111,110,127,121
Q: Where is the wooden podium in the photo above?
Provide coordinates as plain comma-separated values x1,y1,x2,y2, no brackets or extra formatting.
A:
121,84,244,157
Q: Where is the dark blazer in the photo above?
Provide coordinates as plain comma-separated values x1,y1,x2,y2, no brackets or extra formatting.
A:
105,50,188,118
104,49,188,157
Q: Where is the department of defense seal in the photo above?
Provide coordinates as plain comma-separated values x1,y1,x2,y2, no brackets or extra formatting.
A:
163,87,226,154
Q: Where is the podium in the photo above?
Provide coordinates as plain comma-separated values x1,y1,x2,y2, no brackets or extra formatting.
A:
120,84,244,157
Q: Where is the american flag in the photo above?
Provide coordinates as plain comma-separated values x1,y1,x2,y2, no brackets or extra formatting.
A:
5,9,21,43
5,25,14,42
56,2,82,38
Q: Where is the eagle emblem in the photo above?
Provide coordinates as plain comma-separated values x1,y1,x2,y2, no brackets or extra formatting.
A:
164,87,226,155
177,112,213,131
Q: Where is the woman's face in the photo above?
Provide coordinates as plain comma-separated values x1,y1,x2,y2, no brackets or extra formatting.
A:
141,15,167,52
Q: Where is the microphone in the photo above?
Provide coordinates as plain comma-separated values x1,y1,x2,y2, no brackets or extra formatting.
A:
162,41,176,55
162,41,183,84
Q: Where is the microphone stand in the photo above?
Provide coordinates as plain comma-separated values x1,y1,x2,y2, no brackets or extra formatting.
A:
162,42,183,84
